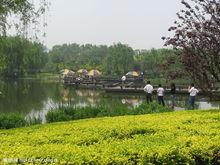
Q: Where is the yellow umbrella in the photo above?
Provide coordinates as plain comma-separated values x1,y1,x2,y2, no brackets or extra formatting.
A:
60,69,68,75
77,69,88,75
61,69,75,76
126,71,139,77
88,69,101,76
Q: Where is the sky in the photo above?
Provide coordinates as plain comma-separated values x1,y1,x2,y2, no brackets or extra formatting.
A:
44,0,183,50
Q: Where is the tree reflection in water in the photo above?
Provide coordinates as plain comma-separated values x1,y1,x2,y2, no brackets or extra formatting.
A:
0,80,219,122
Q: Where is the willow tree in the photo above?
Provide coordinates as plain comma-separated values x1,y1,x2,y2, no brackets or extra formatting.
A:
0,0,49,37
163,0,220,92
0,0,49,77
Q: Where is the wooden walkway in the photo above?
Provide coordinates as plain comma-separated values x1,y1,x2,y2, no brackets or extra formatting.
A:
63,77,220,95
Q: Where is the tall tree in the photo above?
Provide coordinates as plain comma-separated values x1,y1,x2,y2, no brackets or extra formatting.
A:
164,0,220,91
134,48,184,81
106,43,134,75
0,36,48,77
0,0,49,36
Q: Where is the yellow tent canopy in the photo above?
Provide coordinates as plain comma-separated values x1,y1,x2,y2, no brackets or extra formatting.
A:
60,69,75,76
126,71,139,77
88,69,101,76
77,69,88,75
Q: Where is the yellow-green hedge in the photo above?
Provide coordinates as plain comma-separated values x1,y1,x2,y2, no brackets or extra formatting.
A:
0,110,220,164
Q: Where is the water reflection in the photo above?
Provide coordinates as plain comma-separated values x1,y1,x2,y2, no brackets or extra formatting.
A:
59,87,102,107
121,98,142,107
0,80,50,113
0,80,219,121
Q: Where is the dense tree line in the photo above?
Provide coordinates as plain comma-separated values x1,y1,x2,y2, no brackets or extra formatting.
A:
0,36,185,82
47,43,183,80
46,43,109,72
0,36,48,77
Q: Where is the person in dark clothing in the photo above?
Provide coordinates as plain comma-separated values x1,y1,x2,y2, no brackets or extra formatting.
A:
170,83,176,108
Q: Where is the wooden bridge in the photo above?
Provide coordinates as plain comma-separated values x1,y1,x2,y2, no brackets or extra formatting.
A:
63,76,220,95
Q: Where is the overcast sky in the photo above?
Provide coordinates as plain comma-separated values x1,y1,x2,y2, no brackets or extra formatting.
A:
44,0,183,49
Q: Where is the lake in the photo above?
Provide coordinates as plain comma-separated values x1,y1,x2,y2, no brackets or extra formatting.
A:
0,79,219,122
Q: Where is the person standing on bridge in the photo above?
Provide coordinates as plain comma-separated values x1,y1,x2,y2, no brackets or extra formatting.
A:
188,83,199,109
143,81,154,103
121,75,126,89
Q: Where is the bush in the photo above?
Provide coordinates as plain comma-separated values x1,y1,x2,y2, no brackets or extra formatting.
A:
0,113,43,129
46,108,72,123
0,110,220,164
0,113,26,129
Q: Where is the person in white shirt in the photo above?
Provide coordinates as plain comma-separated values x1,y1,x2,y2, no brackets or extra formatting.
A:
188,83,199,109
121,75,126,82
121,75,126,89
143,81,153,103
157,84,165,106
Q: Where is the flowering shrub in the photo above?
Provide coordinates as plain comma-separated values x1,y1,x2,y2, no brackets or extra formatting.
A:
0,110,219,164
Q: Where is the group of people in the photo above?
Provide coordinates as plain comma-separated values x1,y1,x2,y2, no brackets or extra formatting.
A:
143,81,199,109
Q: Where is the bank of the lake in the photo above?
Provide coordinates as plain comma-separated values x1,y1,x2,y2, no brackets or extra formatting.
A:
0,110,219,164
0,79,219,116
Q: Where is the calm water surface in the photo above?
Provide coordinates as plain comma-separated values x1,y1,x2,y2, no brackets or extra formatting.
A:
0,79,219,122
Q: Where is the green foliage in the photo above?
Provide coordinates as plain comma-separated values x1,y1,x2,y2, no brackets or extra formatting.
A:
0,113,26,129
46,43,187,82
0,113,42,129
46,103,173,123
0,38,188,82
0,36,48,77
0,110,219,164
47,43,136,76
0,0,48,36
46,108,72,123
105,43,135,75
135,48,186,81
165,0,220,91
134,102,173,114
48,43,109,72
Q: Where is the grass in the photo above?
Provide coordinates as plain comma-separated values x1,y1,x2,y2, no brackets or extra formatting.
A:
0,113,42,129
0,113,26,129
0,103,173,129
46,102,173,123
0,110,219,164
